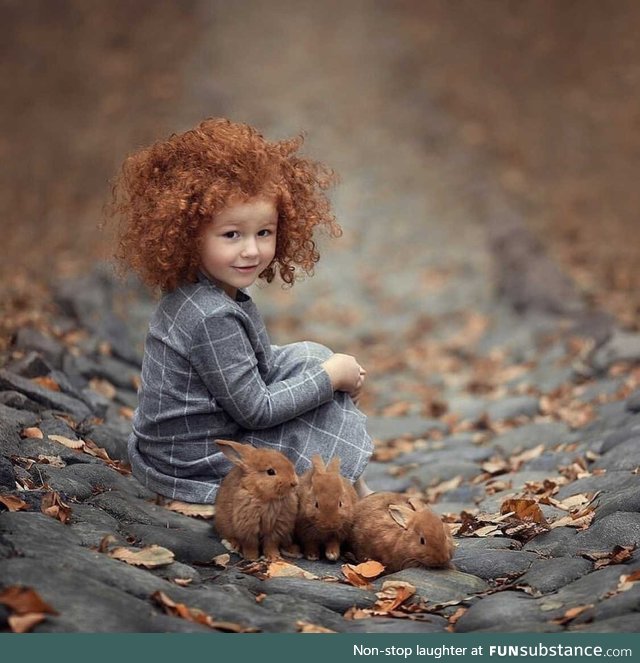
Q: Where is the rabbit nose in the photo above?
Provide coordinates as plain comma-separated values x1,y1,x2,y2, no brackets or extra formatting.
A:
291,477,298,488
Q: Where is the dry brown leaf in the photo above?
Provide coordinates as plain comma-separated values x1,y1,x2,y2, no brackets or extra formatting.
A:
510,444,545,469
119,406,135,420
426,475,463,502
152,591,258,632
212,553,231,568
163,500,216,519
36,454,66,467
448,607,467,625
0,495,29,512
32,376,60,392
500,498,548,525
348,560,386,579
173,578,193,586
8,612,48,633
41,491,72,524
97,534,118,553
266,560,318,580
616,569,640,593
21,427,43,439
375,581,416,612
48,434,84,450
108,544,175,568
585,545,636,570
89,378,117,400
552,604,594,625
381,401,412,417
296,621,336,633
472,524,502,537
0,586,58,615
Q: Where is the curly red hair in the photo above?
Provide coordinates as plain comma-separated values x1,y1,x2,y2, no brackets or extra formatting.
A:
108,118,342,292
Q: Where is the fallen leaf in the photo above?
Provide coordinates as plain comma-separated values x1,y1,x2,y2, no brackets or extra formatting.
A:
108,545,175,568
0,586,58,615
584,545,636,570
500,498,547,524
616,569,640,593
212,553,230,568
296,621,336,633
552,604,594,625
32,376,60,392
21,427,43,439
375,581,416,612
448,607,467,625
48,434,84,450
163,501,216,519
40,491,72,524
8,613,48,633
152,591,259,632
36,454,65,467
89,378,117,400
266,560,318,580
173,578,193,586
348,560,386,579
119,406,134,420
0,495,29,512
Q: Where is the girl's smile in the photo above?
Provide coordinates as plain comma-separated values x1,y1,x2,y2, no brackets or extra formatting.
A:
199,195,278,299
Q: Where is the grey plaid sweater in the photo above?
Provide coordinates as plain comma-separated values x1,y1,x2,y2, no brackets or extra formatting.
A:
128,270,372,503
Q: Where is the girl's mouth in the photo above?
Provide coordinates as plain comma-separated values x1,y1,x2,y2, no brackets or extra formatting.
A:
233,265,259,273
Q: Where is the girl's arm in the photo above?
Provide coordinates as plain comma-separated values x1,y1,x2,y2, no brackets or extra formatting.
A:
190,314,335,430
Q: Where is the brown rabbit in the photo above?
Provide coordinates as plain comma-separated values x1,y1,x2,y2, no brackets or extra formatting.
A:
295,455,358,561
349,492,455,572
214,439,300,560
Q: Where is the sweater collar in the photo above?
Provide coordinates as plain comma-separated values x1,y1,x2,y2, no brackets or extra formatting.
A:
196,269,250,302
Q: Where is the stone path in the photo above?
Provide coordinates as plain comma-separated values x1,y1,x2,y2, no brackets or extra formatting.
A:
2,0,640,634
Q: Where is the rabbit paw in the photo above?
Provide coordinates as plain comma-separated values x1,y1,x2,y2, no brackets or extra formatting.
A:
281,543,303,559
221,538,240,554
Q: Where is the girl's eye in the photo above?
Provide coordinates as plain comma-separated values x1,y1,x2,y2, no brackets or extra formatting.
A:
420,536,426,545
266,468,276,476
223,231,239,239
257,229,272,237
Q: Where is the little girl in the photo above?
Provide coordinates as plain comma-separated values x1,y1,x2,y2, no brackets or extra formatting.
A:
111,118,373,504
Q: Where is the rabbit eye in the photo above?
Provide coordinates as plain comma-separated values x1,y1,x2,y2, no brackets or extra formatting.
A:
339,501,343,508
420,536,426,545
315,501,319,509
266,468,276,476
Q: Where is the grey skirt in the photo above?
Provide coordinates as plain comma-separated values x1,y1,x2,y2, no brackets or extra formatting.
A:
128,341,373,503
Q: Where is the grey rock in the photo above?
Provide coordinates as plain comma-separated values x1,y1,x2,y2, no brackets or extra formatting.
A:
557,471,639,500
447,396,488,422
216,575,377,613
366,415,447,441
5,351,54,378
121,523,227,564
600,428,638,453
71,353,140,391
0,558,206,632
492,422,570,453
14,328,65,368
487,396,539,421
345,616,447,633
407,461,481,487
81,420,131,461
576,379,624,404
0,456,16,490
550,564,631,607
523,528,579,557
0,391,45,414
516,557,592,594
455,537,521,552
591,330,640,372
0,369,92,420
573,512,640,553
361,462,413,493
0,402,40,430
455,592,544,632
67,503,122,547
626,389,640,413
519,451,576,472
452,548,537,580
592,437,640,471
151,561,203,586
89,491,155,525
377,567,488,604
571,613,640,632
595,485,640,521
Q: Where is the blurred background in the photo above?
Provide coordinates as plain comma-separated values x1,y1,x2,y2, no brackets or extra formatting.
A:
1,0,639,349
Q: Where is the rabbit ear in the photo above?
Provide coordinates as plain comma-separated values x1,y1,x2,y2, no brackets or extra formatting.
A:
311,455,326,473
326,456,341,473
216,439,251,469
388,504,414,529
407,496,426,511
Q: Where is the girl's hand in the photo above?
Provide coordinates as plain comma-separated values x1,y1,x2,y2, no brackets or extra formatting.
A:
321,354,366,396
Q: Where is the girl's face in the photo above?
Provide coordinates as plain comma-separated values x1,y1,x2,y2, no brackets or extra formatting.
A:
199,195,278,299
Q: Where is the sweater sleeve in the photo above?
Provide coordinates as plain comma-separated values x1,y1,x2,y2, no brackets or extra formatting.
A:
189,312,335,430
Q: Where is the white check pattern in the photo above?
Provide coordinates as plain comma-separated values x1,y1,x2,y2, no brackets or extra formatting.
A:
128,271,372,503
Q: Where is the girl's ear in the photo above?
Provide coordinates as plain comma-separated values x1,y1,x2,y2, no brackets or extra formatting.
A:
327,456,341,473
311,455,326,474
216,439,251,469
388,504,414,529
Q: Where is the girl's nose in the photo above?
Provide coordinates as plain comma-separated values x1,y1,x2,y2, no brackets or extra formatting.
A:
240,238,259,258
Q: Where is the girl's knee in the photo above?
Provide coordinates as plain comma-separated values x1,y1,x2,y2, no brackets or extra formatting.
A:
303,341,333,363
